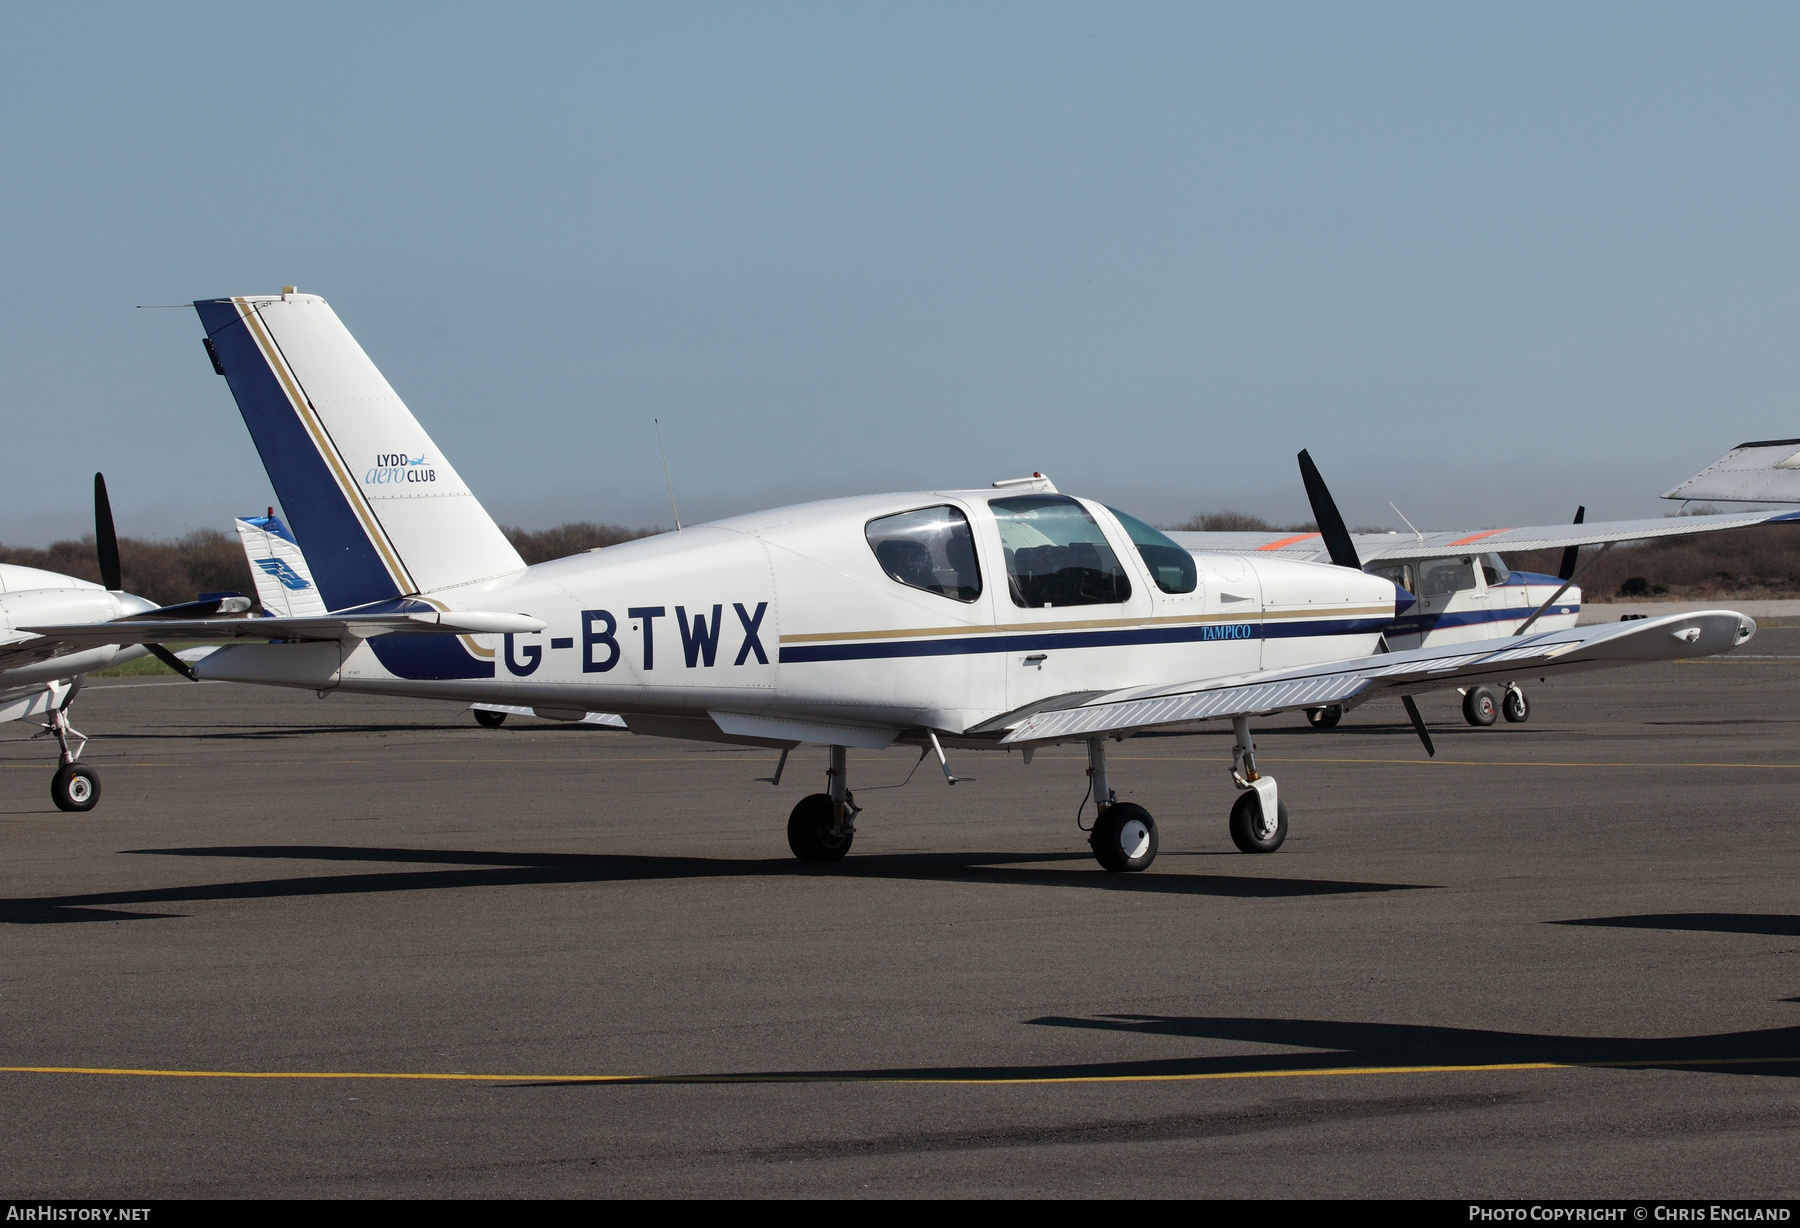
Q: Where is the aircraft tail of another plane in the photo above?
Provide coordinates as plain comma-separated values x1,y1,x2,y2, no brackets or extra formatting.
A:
194,292,525,612
234,513,329,619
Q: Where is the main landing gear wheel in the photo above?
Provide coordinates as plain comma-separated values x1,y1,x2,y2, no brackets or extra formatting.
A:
1090,803,1158,872
1306,705,1342,730
473,708,507,728
51,762,100,813
1229,790,1288,854
1502,688,1530,723
787,792,854,864
1462,686,1499,727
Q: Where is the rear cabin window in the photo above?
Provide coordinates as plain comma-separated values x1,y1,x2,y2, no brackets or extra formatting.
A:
989,494,1133,608
1107,507,1199,595
865,505,982,602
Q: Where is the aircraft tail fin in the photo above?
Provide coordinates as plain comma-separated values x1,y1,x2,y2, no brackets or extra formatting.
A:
194,292,525,611
234,513,329,619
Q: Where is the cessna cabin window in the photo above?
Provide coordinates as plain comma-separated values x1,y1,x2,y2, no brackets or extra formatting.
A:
1107,507,1199,594
1480,553,1511,588
865,505,982,602
1417,556,1479,598
989,494,1132,608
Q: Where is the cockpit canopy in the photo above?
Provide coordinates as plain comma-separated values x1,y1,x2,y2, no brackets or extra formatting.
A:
863,494,1200,607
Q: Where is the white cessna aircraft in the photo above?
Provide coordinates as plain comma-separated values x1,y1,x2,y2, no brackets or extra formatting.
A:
1172,474,1797,728
0,477,249,810
22,292,1762,871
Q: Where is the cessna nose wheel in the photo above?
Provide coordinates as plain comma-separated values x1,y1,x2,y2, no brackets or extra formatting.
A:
51,762,100,813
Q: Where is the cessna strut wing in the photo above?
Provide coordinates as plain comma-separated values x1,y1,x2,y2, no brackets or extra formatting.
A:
149,289,1760,873
1664,438,1800,505
1167,512,1799,563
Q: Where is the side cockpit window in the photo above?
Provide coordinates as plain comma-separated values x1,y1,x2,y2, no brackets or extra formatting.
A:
1106,506,1199,594
990,494,1132,607
1417,556,1478,597
866,505,982,602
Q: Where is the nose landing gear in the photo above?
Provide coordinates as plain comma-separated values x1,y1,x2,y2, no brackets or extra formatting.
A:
1228,716,1286,854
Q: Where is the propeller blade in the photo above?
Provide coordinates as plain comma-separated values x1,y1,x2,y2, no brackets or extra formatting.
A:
93,473,122,591
1401,694,1436,758
1557,505,1585,582
145,644,199,682
1297,450,1361,570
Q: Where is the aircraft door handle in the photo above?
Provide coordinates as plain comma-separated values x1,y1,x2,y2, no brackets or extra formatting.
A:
1023,654,1048,669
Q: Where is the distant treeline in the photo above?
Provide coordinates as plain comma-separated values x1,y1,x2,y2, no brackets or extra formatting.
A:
501,522,658,564
0,521,657,608
5,514,1793,608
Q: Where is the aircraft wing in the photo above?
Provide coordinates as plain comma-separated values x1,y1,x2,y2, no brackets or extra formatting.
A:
17,608,545,652
1663,439,1800,504
995,609,1752,744
1168,511,1799,563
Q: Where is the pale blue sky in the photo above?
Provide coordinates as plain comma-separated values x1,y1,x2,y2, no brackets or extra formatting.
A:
2,3,1797,543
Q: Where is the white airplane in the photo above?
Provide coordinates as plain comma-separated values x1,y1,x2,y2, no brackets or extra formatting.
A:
21,291,1762,871
0,477,249,810
1172,470,1798,728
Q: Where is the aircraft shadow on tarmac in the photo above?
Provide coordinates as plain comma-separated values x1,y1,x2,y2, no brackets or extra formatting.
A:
1554,913,1800,937
0,845,1431,923
517,1013,1800,1087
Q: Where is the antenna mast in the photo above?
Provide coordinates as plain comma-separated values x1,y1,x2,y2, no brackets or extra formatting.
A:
655,418,682,532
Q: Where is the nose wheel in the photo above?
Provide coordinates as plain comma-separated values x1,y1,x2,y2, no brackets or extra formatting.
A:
51,762,101,813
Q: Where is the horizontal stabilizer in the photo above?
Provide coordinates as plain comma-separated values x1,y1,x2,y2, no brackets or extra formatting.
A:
22,603,544,650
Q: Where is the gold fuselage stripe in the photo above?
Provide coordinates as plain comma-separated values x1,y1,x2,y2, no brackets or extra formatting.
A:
235,298,417,596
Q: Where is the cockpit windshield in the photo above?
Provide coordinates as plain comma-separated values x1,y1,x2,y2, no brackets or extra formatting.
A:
1107,507,1199,594
989,494,1132,607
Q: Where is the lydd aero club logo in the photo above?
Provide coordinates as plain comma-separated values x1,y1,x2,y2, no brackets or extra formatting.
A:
365,452,437,486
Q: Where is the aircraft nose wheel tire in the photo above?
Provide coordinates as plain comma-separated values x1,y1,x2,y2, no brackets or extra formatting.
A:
787,792,854,864
1306,705,1342,729
1462,686,1500,727
1090,803,1158,872
473,709,507,728
1229,790,1288,854
1501,689,1530,723
51,763,100,813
